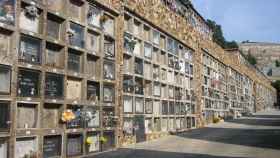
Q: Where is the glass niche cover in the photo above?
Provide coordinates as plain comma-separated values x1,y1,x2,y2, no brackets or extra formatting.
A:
68,22,84,48
0,65,11,94
47,16,61,40
0,138,8,158
68,50,82,73
45,73,64,99
17,103,38,129
0,102,10,131
67,134,83,156
19,35,42,64
66,105,83,129
123,96,133,113
103,85,115,103
87,81,100,101
43,135,62,158
86,132,100,153
85,107,99,128
45,42,64,68
17,69,40,97
15,137,38,158
102,15,115,36
103,61,115,80
104,37,115,58
87,5,102,27
68,0,83,21
0,32,11,58
102,131,115,150
0,0,15,25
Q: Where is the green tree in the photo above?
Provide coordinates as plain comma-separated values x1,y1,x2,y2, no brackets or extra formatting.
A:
275,60,280,67
272,80,280,91
267,68,272,76
206,19,258,65
246,53,257,65
225,41,238,49
206,19,238,49
206,19,225,48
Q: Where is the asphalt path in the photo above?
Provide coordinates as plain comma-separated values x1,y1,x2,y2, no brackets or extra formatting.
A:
89,110,280,158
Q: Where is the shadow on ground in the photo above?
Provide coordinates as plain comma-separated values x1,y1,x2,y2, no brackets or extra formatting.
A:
177,114,280,150
89,149,247,158
254,114,280,119
177,128,280,150
87,114,280,158
226,114,280,127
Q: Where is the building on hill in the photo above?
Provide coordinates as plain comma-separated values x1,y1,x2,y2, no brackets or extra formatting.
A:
239,41,280,81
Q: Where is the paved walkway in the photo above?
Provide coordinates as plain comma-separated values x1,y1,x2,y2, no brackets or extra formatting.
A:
90,111,280,158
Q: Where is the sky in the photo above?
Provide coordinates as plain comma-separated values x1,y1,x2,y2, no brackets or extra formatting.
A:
192,0,280,43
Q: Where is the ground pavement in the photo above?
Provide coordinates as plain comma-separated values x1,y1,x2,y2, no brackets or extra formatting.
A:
88,110,280,158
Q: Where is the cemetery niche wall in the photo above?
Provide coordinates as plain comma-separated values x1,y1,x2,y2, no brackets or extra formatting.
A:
121,10,196,144
0,1,119,157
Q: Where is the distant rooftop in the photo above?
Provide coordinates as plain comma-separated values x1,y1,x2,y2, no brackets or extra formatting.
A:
240,41,280,46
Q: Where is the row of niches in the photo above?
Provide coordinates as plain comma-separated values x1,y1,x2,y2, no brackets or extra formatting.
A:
203,65,227,83
203,76,227,92
123,56,194,79
203,98,229,110
228,68,243,83
124,14,194,59
123,53,194,76
0,101,116,131
202,86,228,100
7,33,115,80
202,63,227,89
0,0,115,37
124,33,194,64
230,102,244,109
228,82,243,96
228,91,246,104
160,0,212,38
0,131,115,158
243,76,253,88
229,83,243,93
202,52,237,99
203,53,227,73
228,78,243,90
228,92,237,102
205,77,244,100
123,117,196,135
123,76,194,99
19,31,114,64
0,30,115,68
202,65,247,104
202,53,229,103
0,66,115,102
243,87,253,96
123,97,196,115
